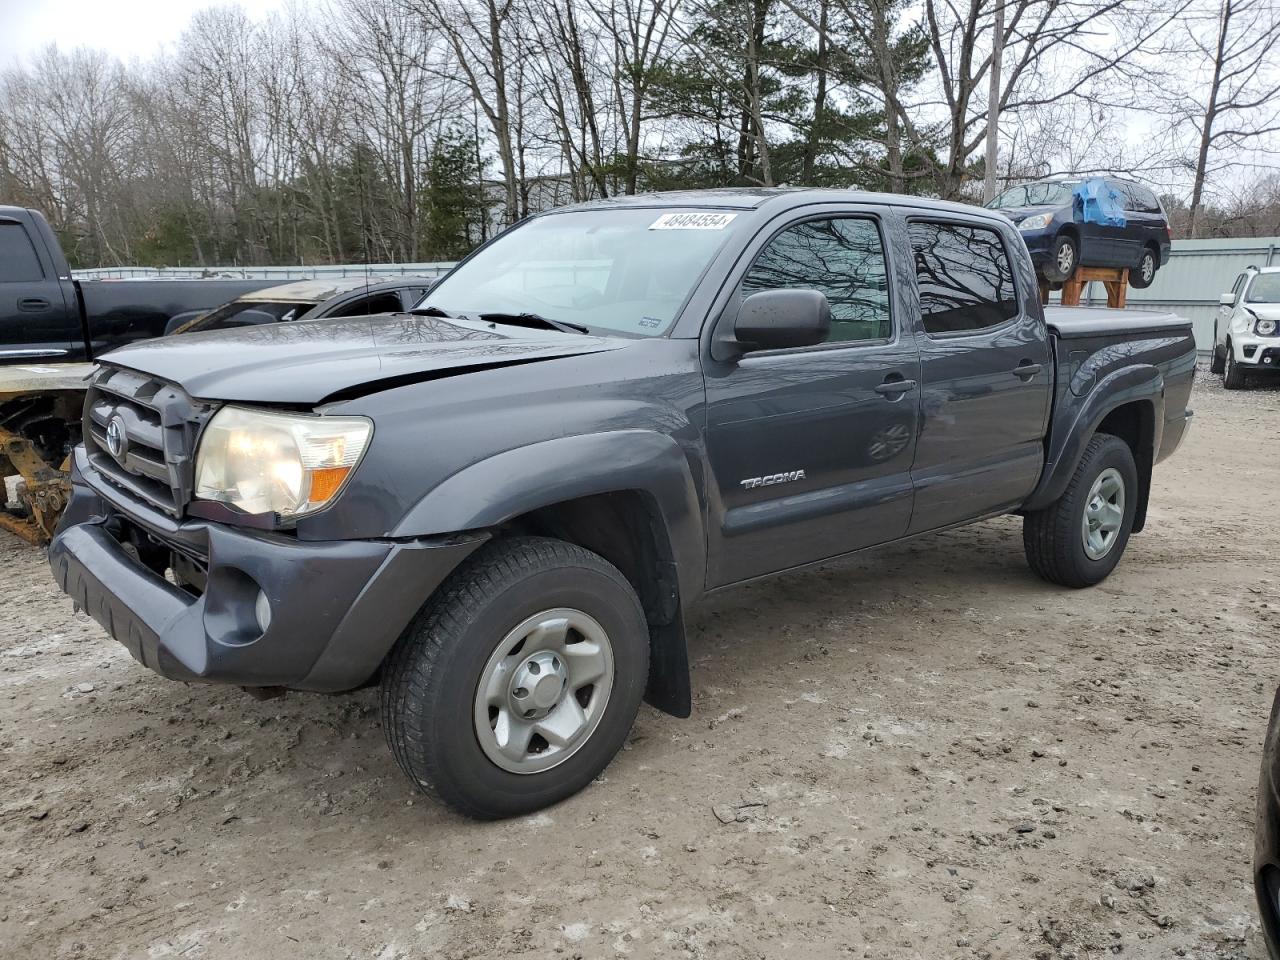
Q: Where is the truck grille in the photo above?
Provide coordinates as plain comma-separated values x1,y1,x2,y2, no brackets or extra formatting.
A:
83,366,212,517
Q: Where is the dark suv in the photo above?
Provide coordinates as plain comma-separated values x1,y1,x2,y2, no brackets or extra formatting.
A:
985,177,1172,288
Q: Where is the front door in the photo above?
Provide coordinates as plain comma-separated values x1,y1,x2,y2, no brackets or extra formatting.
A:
904,218,1052,534
703,211,921,587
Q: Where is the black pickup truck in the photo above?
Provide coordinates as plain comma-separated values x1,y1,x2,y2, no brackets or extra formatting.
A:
0,206,278,362
0,206,280,541
48,188,1196,819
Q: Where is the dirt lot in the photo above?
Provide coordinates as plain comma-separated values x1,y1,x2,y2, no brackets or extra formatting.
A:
1,363,1278,960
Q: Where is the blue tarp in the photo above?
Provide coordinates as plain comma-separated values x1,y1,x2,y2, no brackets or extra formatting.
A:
1073,178,1127,227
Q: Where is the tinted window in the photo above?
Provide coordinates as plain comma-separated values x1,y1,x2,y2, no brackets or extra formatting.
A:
0,223,44,282
739,217,891,344
330,292,404,317
1134,185,1161,213
909,222,1019,335
1108,180,1136,210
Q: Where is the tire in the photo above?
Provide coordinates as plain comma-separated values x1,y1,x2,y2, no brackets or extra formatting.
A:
1209,342,1225,375
1223,342,1249,390
1129,247,1157,289
380,536,649,819
1023,433,1138,589
1042,234,1078,283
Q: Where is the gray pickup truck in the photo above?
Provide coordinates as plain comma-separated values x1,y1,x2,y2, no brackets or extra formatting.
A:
48,189,1195,819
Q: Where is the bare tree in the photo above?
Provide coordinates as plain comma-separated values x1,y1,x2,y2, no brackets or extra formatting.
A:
1166,0,1280,236
413,0,526,225
592,0,679,194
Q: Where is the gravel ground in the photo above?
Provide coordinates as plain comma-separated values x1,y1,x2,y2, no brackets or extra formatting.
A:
1,363,1278,960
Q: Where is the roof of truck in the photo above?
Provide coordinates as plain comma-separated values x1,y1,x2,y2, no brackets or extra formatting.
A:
554,187,1004,222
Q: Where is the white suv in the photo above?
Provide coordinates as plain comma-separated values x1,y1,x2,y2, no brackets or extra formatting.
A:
1211,265,1280,389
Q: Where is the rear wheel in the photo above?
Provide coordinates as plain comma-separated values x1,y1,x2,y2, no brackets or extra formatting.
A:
1129,248,1157,289
1023,433,1138,588
380,536,649,819
1042,234,1078,284
1223,343,1249,390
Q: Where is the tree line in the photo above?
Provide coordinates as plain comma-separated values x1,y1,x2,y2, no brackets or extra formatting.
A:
1,0,1277,269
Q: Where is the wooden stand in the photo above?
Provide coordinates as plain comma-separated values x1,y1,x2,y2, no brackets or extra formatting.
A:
1038,266,1129,309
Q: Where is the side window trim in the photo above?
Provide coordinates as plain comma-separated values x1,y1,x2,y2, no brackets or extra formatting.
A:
734,212,898,355
905,216,1022,340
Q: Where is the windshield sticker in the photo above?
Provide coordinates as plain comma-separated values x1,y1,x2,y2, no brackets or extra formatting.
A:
649,212,738,230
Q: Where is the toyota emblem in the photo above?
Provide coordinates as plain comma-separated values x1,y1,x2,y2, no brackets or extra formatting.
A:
105,415,128,461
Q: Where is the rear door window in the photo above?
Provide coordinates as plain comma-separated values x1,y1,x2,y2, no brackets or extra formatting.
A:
0,222,45,282
908,221,1019,335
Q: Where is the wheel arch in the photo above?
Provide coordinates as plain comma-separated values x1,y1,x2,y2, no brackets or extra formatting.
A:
390,430,706,718
1023,364,1163,527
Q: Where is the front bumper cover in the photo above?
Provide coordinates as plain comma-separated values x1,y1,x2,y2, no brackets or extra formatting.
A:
49,452,485,692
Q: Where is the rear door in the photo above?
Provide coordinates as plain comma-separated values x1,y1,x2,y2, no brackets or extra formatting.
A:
0,214,79,361
904,217,1052,533
1107,179,1144,267
702,207,921,586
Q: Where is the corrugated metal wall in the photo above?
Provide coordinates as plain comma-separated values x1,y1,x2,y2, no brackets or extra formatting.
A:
76,235,1280,353
1080,237,1280,351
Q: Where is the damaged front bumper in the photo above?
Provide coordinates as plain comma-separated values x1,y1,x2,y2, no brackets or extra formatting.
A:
48,448,484,692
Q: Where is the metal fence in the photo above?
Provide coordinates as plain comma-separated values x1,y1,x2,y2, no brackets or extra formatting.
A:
75,235,1280,353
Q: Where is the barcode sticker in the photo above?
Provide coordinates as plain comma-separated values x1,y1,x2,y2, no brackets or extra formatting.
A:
649,212,738,230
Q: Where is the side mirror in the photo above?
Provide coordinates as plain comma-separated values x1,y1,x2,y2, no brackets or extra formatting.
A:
1220,292,1236,306
731,289,831,355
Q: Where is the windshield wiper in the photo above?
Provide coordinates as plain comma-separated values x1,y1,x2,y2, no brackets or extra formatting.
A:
410,304,457,318
478,311,590,335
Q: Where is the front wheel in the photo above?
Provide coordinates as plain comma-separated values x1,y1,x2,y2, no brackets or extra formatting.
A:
1042,234,1079,283
1023,433,1138,588
1129,248,1157,288
1223,344,1249,390
380,536,649,819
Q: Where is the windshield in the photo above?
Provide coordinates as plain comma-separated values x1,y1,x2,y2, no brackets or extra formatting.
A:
1246,273,1280,304
417,208,741,336
175,300,309,335
986,181,1076,210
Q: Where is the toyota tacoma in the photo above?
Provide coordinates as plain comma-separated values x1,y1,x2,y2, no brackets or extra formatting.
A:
48,189,1196,819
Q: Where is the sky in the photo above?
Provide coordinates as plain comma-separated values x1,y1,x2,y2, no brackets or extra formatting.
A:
0,0,291,68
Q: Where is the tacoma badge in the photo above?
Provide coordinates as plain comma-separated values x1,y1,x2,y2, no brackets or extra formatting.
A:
740,470,805,490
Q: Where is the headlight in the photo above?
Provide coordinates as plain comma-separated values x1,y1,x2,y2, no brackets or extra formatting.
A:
1256,317,1278,337
1018,213,1052,231
194,406,372,519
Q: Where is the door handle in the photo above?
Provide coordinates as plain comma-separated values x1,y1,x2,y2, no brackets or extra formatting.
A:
17,297,50,312
1013,362,1043,380
874,378,916,398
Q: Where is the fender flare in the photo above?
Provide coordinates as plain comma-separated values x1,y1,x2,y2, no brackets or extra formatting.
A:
391,429,706,611
1023,363,1164,513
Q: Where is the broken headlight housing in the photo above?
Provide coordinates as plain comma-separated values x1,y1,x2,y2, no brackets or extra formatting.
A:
194,406,372,520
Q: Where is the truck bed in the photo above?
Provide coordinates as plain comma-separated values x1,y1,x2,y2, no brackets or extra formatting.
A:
1044,304,1192,339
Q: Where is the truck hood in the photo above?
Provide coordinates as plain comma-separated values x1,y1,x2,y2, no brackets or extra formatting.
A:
99,314,629,405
